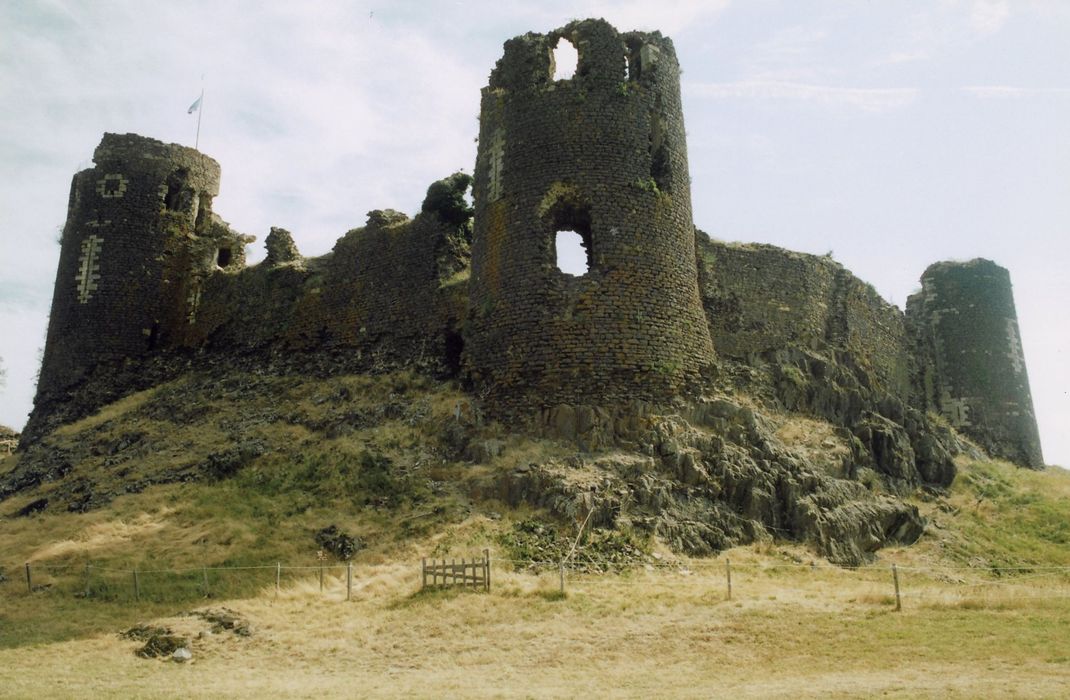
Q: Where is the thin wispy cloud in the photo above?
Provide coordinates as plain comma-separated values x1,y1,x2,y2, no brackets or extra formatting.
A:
687,80,919,112
586,0,731,34
969,0,1011,36
962,85,1070,98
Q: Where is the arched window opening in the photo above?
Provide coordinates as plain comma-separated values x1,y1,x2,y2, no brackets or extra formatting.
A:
555,230,590,276
627,49,640,80
195,193,213,232
552,37,578,81
165,168,191,211
443,331,465,376
216,247,232,268
649,96,672,191
543,187,592,277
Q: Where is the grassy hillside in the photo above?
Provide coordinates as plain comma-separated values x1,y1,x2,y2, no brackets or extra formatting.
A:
2,372,1069,696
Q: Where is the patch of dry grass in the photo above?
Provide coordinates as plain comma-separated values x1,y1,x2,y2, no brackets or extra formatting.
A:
773,414,851,478
27,509,173,562
1,550,1068,698
4,376,1070,697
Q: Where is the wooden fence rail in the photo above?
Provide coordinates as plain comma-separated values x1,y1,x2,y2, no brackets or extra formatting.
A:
421,549,490,592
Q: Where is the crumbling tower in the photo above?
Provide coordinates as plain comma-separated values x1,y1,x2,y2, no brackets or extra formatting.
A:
466,19,715,410
907,259,1043,467
34,133,243,408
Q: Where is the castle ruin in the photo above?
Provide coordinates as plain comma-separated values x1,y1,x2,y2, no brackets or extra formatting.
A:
25,19,1043,472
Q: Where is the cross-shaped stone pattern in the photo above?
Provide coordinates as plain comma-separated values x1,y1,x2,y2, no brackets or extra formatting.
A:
75,234,104,304
939,389,971,428
1005,318,1024,374
488,128,505,202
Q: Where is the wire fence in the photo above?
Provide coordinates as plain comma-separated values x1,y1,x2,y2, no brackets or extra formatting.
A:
7,555,1070,610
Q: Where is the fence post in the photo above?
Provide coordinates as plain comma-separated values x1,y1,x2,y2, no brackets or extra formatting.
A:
275,562,281,598
346,561,353,601
559,560,565,595
484,549,490,593
84,562,91,597
319,561,324,593
203,566,210,597
726,559,732,601
25,562,31,594
892,563,902,612
422,558,427,590
133,568,140,602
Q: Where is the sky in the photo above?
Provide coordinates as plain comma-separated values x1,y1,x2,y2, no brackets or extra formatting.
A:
1,0,1067,466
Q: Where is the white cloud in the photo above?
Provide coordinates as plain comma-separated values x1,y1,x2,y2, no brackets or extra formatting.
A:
737,19,837,83
586,0,731,34
962,85,1070,98
880,49,931,65
687,80,919,112
970,0,1011,35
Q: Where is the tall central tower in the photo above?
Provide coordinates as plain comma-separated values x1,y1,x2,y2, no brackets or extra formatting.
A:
466,19,715,411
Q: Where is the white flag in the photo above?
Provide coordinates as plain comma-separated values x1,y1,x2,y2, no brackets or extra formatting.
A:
187,94,202,114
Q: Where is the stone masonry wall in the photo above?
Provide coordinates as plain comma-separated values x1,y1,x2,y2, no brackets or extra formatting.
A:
906,259,1043,467
183,209,468,372
696,234,912,401
465,19,715,412
27,133,470,443
35,133,244,404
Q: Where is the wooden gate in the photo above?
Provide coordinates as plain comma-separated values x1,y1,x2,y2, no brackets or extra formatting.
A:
421,550,490,592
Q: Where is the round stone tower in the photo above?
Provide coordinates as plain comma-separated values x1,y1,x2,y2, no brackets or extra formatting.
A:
35,133,224,403
907,259,1043,467
465,19,715,411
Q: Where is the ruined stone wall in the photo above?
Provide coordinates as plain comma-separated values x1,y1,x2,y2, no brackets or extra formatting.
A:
25,30,1043,474
838,272,913,398
466,19,715,412
35,133,245,404
906,259,1043,467
183,210,468,372
26,134,470,444
696,235,912,400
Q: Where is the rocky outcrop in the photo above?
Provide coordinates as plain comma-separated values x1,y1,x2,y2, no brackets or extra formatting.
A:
483,396,928,566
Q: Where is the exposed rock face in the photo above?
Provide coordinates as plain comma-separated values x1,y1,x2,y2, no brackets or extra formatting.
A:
314,525,362,560
853,413,918,484
135,633,188,659
484,397,929,566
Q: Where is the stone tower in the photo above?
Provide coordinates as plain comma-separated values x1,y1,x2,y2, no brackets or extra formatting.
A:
465,19,715,411
907,259,1043,467
35,133,243,407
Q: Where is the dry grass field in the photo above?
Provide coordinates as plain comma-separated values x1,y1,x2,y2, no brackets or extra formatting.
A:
1,551,1068,699
2,386,1069,698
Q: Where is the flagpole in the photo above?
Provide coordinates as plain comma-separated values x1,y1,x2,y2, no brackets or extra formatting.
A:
194,87,204,151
